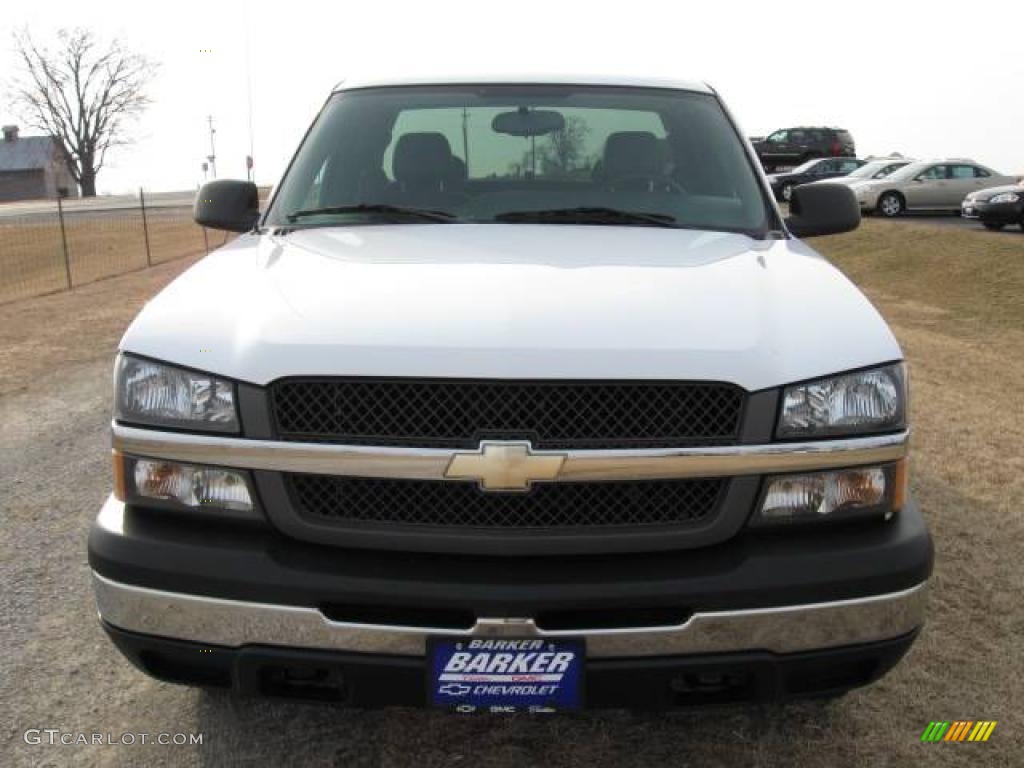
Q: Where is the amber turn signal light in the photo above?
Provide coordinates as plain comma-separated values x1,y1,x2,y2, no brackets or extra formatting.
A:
112,449,128,501
891,458,908,513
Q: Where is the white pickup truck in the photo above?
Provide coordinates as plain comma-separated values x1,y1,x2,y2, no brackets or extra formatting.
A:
89,75,931,712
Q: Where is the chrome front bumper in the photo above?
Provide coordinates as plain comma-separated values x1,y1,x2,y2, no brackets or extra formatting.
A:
93,572,928,659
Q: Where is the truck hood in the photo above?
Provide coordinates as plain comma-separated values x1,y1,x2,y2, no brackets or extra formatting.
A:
121,224,901,392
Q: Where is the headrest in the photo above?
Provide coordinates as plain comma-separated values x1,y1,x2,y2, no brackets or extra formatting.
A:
392,132,454,186
602,131,662,179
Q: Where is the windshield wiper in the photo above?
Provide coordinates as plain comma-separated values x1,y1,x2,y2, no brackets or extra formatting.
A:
493,207,679,228
285,204,457,224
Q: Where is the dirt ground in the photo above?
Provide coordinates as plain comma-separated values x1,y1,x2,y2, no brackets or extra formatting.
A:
2,222,1022,767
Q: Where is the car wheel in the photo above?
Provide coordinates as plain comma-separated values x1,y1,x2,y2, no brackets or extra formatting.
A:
877,192,904,218
781,183,794,203
982,221,1004,231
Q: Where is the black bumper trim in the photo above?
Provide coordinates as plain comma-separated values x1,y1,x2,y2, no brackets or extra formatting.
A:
87,497,933,617
104,622,920,709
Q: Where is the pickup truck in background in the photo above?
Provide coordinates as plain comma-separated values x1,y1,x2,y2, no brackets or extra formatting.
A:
89,75,931,713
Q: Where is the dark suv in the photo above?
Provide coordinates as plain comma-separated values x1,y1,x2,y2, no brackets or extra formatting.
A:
751,127,856,172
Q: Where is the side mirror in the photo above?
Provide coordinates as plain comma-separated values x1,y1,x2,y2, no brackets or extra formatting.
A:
194,180,260,232
785,183,860,238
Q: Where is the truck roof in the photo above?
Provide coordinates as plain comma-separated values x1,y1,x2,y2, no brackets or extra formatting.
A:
333,73,714,94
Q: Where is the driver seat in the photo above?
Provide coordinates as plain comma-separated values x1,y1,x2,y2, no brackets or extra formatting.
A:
601,131,669,192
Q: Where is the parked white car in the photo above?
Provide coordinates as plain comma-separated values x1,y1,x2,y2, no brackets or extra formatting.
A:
89,75,930,712
806,157,914,188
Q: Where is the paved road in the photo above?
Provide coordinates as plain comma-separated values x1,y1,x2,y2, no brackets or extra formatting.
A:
0,189,270,220
0,191,197,218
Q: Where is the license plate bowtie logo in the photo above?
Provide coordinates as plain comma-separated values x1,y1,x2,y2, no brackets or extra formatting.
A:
921,721,997,742
445,441,565,491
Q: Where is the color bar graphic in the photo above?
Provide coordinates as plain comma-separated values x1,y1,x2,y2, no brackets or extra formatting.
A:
921,721,996,742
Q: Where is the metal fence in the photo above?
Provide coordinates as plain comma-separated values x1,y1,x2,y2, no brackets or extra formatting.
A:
0,189,232,305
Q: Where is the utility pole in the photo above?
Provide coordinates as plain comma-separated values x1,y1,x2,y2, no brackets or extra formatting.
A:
206,115,217,179
461,108,470,177
243,2,256,183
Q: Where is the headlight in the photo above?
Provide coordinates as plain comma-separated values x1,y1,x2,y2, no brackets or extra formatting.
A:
115,354,238,432
778,363,906,438
752,462,905,526
117,454,256,517
988,192,1020,204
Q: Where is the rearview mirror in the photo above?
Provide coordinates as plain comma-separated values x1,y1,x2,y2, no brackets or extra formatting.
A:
785,183,860,238
492,108,566,137
194,180,260,233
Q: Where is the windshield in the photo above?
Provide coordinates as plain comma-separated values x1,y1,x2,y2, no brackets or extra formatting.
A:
848,160,902,179
787,159,824,175
265,85,774,236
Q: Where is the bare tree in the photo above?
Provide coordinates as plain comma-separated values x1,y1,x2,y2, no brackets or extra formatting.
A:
9,28,157,196
540,117,590,176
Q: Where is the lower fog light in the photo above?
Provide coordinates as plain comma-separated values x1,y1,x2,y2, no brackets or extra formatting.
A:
132,458,254,513
756,466,892,525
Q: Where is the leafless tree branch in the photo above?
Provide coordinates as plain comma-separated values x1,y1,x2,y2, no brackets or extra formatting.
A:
6,28,158,196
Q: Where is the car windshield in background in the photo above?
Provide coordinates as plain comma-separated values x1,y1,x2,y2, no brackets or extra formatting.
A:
848,161,904,179
788,159,821,174
265,85,773,236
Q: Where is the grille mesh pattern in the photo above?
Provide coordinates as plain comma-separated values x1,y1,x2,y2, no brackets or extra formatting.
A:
271,379,744,448
288,475,725,529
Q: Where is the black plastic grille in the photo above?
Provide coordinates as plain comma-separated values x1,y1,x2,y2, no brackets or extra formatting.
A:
288,475,725,529
271,379,744,449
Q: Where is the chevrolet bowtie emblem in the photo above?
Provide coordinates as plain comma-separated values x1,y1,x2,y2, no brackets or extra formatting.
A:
445,441,566,491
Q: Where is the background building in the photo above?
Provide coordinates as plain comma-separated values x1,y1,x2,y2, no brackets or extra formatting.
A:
0,125,80,202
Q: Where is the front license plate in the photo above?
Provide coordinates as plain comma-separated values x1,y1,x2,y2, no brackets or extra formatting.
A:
427,636,584,712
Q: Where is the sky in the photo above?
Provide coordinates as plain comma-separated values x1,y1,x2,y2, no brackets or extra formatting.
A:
1,0,1022,195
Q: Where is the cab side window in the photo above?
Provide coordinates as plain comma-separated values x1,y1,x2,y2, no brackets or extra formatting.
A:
917,165,947,180
973,167,991,178
839,160,861,173
767,130,788,143
950,165,976,179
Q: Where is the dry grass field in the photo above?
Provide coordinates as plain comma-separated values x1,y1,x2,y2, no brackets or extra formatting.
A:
1,219,1022,767
0,210,216,304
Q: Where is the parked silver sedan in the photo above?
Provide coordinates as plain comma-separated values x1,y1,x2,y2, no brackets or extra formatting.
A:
852,160,1017,217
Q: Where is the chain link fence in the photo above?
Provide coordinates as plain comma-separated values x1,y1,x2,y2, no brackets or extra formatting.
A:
0,189,240,304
